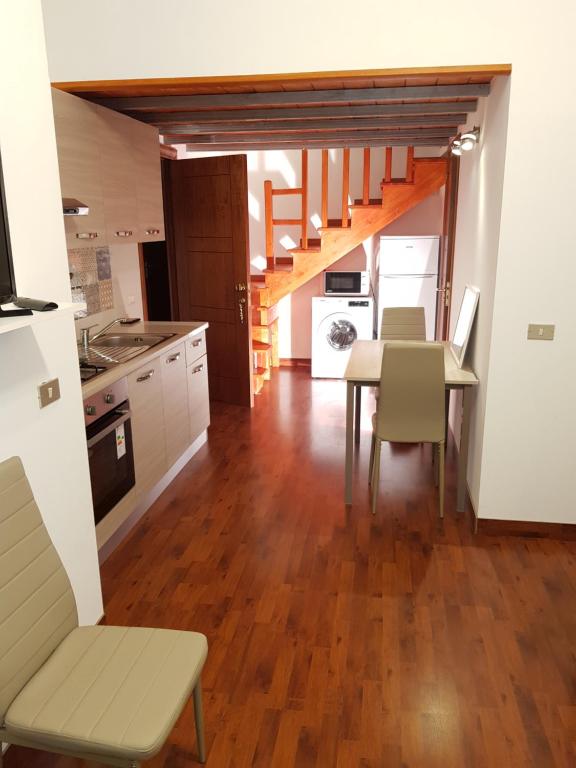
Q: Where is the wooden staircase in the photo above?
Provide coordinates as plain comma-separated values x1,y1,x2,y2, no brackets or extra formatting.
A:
251,146,448,393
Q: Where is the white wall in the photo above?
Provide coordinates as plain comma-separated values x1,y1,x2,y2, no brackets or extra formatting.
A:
448,78,510,514
40,0,576,524
0,0,103,623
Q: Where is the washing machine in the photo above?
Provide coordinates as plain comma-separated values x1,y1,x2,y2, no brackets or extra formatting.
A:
311,296,374,378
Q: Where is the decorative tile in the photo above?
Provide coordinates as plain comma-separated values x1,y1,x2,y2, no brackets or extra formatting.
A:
68,245,115,317
96,247,112,280
98,279,114,310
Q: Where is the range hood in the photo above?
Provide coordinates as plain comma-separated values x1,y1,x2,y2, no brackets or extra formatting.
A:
62,197,89,216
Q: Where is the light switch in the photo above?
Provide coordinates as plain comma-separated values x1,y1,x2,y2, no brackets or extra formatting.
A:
527,324,555,341
38,378,61,408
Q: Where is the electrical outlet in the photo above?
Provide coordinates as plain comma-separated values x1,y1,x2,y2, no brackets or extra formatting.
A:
38,378,61,408
527,324,555,341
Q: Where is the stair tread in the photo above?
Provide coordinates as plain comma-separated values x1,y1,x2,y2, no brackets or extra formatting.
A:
290,247,321,254
253,366,268,375
327,218,351,227
300,237,321,247
251,274,266,283
353,198,383,206
252,341,271,351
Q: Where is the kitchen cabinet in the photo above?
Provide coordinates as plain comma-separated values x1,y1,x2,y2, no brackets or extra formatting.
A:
187,353,210,443
132,119,165,242
160,342,190,468
52,88,165,245
96,106,139,244
127,361,166,495
52,89,108,248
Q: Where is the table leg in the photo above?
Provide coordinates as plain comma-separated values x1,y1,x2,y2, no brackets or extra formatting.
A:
354,384,362,445
457,386,472,512
345,380,354,505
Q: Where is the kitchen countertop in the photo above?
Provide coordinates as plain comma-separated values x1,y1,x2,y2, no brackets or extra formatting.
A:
80,320,208,398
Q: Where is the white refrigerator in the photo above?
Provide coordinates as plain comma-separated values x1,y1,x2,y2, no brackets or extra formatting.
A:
377,236,440,341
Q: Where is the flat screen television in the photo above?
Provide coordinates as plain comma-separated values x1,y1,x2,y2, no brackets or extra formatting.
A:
0,153,17,304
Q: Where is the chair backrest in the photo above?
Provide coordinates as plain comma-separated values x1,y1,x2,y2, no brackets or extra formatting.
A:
380,306,426,341
0,456,78,721
375,342,445,443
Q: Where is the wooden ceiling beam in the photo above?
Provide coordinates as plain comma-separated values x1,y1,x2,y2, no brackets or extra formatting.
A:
52,64,511,97
131,101,479,124
96,84,490,111
179,137,451,150
157,114,467,135
164,127,454,145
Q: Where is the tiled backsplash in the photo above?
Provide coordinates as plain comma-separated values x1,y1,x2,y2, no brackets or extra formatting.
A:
69,246,114,317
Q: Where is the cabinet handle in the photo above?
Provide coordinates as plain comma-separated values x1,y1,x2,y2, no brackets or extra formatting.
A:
145,228,160,235
191,339,202,347
192,364,204,374
76,232,98,240
115,230,133,238
166,352,180,364
136,369,155,382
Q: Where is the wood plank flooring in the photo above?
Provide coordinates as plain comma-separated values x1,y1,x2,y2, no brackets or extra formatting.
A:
5,369,576,767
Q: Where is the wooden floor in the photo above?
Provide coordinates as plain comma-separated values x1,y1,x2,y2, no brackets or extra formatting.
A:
6,369,576,767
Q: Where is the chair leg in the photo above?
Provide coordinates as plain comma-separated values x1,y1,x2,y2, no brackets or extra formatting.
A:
371,440,381,515
193,678,206,763
433,444,440,487
368,432,375,486
438,441,445,518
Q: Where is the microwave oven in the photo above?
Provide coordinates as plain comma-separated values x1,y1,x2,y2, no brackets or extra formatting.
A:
324,271,370,296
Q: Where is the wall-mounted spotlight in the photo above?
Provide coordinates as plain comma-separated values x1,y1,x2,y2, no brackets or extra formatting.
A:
450,126,480,156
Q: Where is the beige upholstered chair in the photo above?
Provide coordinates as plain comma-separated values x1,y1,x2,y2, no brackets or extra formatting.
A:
380,306,426,341
369,342,446,517
0,456,208,767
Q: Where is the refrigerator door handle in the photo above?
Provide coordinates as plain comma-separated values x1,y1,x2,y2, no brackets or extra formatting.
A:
381,273,437,279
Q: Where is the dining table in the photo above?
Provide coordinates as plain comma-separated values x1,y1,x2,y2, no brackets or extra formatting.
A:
344,340,479,512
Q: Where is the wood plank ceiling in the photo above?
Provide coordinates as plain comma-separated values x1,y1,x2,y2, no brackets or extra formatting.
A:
53,65,511,152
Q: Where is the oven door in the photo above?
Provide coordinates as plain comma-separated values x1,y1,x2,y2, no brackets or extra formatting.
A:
86,403,135,525
325,271,362,295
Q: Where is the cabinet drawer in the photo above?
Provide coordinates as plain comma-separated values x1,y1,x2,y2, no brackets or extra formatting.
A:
160,343,190,468
186,332,206,366
187,354,210,442
127,361,166,494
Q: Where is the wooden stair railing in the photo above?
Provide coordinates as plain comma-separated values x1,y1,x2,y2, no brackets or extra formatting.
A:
251,146,447,394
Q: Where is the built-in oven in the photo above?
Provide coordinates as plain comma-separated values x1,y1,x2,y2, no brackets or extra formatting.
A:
324,270,370,296
84,377,135,525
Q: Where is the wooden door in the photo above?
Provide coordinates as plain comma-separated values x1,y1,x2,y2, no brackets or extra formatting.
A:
436,153,460,340
167,155,253,406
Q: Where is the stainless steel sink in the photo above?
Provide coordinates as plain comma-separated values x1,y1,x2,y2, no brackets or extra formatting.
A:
92,333,173,348
79,333,175,367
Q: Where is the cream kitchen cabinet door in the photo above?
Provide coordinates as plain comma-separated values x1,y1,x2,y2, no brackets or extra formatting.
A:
187,354,210,442
160,343,190,468
127,361,166,495
132,119,165,242
95,105,139,245
52,89,108,248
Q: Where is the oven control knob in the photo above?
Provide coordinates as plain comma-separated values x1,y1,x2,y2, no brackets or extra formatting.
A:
85,405,96,416
104,393,115,404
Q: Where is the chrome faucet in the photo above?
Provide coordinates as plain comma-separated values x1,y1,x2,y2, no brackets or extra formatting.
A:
91,317,127,342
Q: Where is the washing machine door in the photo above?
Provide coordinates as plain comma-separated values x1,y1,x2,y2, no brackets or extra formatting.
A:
326,317,357,350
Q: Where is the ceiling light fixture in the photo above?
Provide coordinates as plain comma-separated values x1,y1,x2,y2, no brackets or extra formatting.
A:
450,126,480,156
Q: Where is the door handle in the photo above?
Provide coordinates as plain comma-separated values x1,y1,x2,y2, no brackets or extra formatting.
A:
238,296,247,324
